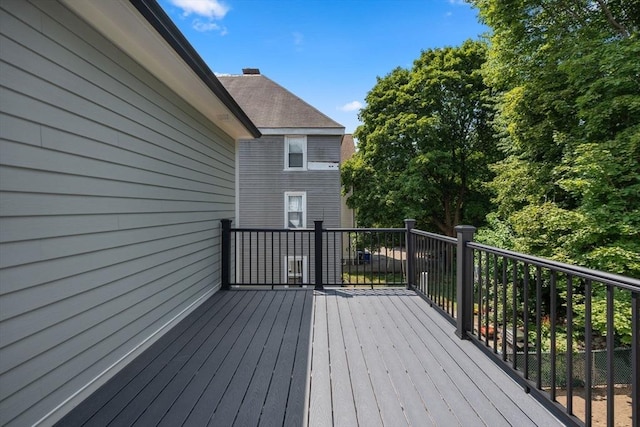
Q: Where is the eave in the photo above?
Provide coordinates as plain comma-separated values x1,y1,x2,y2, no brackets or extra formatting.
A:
61,0,261,140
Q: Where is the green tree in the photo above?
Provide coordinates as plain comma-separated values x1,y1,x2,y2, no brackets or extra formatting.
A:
472,0,639,346
472,0,640,277
342,40,500,235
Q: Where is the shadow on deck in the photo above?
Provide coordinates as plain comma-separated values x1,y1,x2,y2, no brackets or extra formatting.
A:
57,289,562,426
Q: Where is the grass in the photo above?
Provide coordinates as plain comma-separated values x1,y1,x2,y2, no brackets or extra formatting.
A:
341,271,405,286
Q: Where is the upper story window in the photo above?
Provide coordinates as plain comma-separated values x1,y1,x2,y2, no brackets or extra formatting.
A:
285,191,306,228
285,136,307,170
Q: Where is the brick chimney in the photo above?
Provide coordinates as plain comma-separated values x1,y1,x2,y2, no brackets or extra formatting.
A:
242,68,260,75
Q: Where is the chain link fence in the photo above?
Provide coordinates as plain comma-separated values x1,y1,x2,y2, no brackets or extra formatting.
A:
508,348,632,388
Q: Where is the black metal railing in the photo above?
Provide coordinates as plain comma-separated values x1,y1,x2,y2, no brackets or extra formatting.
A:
405,225,639,427
221,219,639,426
221,219,407,289
465,242,639,427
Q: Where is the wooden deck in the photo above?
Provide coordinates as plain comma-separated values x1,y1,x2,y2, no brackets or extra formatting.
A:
57,289,562,426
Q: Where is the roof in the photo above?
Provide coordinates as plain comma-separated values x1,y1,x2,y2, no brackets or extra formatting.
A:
217,74,344,135
62,0,260,140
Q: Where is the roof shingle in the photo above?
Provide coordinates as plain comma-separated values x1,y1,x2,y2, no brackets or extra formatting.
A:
217,74,344,131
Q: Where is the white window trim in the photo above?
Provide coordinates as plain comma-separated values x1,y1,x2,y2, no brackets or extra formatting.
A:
284,191,307,229
284,135,307,171
284,255,308,285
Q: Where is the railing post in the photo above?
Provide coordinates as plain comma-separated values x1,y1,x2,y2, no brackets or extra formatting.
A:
221,219,231,290
455,225,476,339
404,219,416,290
314,220,323,290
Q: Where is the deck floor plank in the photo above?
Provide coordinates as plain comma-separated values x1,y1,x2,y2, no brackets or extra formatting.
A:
58,288,562,427
334,292,385,427
400,294,536,426
125,290,264,427
360,291,440,426
177,291,278,425
57,290,244,426
119,291,261,426
401,293,561,426
308,292,333,427
367,292,463,426
393,292,520,426
209,290,290,425
258,290,311,427
282,289,314,427
325,291,358,427
347,292,409,426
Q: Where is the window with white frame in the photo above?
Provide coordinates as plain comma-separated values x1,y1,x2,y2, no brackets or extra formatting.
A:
285,191,306,229
285,256,307,285
285,136,306,170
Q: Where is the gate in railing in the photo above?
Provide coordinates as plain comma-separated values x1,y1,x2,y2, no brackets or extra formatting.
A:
221,219,639,427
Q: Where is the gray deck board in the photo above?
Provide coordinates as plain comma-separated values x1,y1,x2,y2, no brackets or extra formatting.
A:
58,288,562,427
209,291,289,425
282,287,314,427
309,289,563,427
348,292,409,426
258,290,310,427
308,293,332,427
366,292,462,426
334,292,384,427
325,291,358,427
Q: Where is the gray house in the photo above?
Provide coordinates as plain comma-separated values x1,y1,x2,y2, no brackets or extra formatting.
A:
0,1,259,425
218,70,345,285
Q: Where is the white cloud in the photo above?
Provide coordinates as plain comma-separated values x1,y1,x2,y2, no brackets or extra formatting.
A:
339,101,363,112
193,19,222,32
169,0,229,33
169,0,229,19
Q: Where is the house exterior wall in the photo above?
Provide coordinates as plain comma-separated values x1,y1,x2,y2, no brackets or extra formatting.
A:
238,135,341,228
236,134,342,284
0,1,236,425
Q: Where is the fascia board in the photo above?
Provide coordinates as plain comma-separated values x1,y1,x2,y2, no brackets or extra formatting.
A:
260,127,345,136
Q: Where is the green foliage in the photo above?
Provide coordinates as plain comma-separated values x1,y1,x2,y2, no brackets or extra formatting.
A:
471,0,640,276
342,40,500,235
471,0,639,344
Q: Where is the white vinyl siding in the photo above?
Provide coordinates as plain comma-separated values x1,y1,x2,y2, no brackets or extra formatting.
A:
285,191,306,228
284,135,306,170
0,2,235,425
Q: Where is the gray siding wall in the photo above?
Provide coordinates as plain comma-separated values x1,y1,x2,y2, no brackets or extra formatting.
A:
0,2,235,425
238,134,342,228
236,134,342,284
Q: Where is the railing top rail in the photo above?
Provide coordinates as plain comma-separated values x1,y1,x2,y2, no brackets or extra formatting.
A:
468,241,640,291
325,227,406,233
230,227,315,232
410,228,457,244
230,227,407,233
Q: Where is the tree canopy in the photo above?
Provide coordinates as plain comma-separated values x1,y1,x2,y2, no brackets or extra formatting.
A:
471,0,640,277
342,40,500,236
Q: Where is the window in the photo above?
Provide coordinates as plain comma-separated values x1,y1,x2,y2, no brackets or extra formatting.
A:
285,192,306,228
285,136,306,170
285,256,307,285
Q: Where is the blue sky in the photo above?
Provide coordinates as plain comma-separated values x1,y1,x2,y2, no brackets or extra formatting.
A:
158,0,488,134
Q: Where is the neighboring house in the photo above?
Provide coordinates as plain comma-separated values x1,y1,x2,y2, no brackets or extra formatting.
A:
218,70,345,285
0,1,259,426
